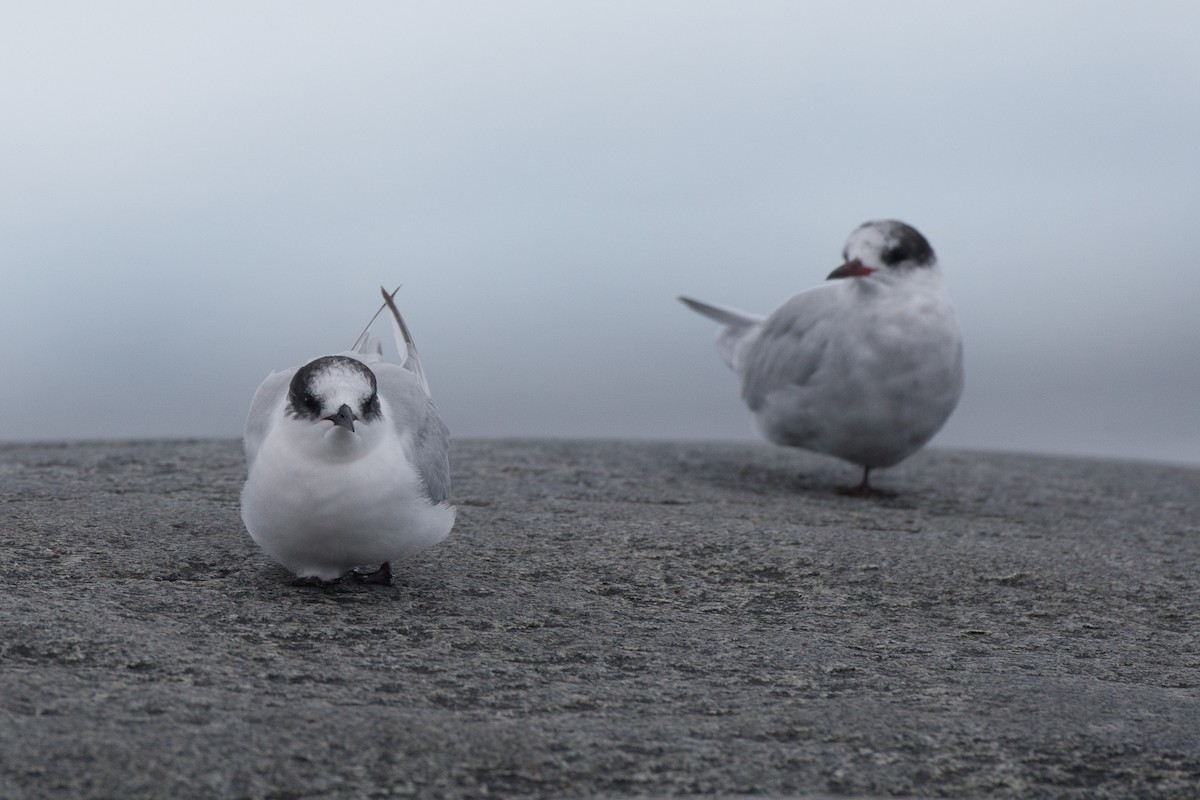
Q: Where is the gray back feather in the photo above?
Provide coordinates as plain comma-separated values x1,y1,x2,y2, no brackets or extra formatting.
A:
373,363,451,504
740,290,832,411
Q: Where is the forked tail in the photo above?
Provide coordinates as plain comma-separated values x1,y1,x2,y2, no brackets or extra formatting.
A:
379,286,432,398
349,285,432,397
350,285,401,354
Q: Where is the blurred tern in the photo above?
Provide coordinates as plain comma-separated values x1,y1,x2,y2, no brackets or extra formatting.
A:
680,220,963,495
241,287,455,583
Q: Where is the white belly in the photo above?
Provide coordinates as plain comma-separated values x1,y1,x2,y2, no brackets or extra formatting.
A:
241,434,454,580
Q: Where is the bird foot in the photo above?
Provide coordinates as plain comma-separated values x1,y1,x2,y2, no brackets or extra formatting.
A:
836,468,897,498
350,562,393,586
290,562,394,587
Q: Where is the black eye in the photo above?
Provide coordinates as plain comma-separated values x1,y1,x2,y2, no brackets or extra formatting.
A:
303,392,321,414
362,393,381,419
881,246,908,266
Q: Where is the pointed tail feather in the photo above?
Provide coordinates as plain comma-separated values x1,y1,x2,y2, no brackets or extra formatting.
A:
678,296,762,328
351,285,402,353
678,295,763,374
380,285,432,398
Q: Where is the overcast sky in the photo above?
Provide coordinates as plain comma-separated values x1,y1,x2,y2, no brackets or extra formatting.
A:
3,1,1198,465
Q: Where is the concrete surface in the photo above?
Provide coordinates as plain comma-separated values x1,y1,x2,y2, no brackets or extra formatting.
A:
0,438,1197,799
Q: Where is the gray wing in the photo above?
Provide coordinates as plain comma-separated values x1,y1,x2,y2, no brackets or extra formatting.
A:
374,362,451,504
243,369,293,466
740,286,839,411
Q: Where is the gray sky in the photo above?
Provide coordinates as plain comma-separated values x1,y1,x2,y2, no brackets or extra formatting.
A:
3,1,1199,464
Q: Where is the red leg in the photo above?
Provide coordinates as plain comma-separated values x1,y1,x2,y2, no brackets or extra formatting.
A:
836,466,896,498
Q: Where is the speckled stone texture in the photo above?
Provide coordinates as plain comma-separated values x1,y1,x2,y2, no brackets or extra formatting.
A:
1,438,1198,799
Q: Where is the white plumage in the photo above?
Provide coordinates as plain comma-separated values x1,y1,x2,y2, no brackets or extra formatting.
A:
681,220,963,495
241,288,455,581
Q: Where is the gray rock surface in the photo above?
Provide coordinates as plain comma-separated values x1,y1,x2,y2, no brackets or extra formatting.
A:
1,438,1198,799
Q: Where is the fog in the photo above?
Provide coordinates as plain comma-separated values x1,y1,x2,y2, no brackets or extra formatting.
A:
3,1,1198,464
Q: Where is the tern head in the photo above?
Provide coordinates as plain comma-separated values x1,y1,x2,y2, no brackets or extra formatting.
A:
828,220,936,281
286,356,382,436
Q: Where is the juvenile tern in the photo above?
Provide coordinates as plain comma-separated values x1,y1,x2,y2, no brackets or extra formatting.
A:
241,287,455,582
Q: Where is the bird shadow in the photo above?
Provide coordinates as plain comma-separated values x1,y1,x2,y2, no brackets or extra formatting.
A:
679,446,916,506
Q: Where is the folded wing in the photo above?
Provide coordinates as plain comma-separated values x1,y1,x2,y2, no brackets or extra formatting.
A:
739,288,836,412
